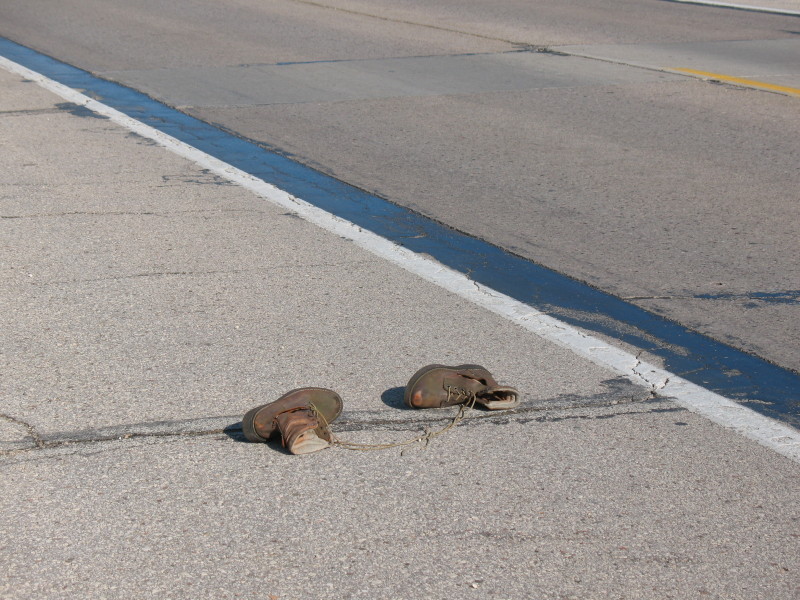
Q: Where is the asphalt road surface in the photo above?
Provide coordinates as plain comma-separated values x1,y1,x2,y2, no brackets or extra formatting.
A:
2,0,799,376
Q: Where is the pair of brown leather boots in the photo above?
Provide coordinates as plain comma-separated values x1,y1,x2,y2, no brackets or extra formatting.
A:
242,363,519,455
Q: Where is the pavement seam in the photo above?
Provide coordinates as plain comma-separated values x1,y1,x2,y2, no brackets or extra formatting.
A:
286,0,800,53
551,49,799,99
208,48,542,69
286,0,534,48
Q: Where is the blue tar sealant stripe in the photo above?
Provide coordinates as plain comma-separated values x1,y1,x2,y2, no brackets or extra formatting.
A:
2,37,798,427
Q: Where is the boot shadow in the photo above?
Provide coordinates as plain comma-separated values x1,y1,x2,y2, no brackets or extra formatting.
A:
381,386,412,410
223,421,304,454
223,421,247,443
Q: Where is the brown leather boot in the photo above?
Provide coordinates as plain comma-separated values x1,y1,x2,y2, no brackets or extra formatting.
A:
242,388,343,455
404,364,519,410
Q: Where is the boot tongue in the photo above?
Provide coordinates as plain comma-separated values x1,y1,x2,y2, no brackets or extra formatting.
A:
475,385,520,409
275,408,332,455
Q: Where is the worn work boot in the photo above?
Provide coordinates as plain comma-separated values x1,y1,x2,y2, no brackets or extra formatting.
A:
242,388,343,455
404,364,520,410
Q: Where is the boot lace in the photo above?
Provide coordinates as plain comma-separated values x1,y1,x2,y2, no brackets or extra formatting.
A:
311,393,477,453
446,385,476,405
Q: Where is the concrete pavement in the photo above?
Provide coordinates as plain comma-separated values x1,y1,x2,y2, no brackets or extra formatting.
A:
2,63,799,599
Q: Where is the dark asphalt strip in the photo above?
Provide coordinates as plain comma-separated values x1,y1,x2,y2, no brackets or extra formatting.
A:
2,37,798,427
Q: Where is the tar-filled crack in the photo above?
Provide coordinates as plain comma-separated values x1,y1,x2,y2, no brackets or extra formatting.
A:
0,427,227,458
336,395,666,432
625,291,800,305
27,259,374,286
0,414,44,449
0,396,674,458
0,107,65,117
35,268,250,285
2,208,265,219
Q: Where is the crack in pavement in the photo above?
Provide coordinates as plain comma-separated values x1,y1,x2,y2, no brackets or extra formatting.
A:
0,107,65,117
2,211,159,219
631,349,671,399
278,1,800,102
0,413,44,449
0,208,266,219
286,0,535,47
15,260,374,286
625,291,800,305
0,391,669,458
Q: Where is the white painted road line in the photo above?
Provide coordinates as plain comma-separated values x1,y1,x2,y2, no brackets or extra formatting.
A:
667,0,800,16
2,54,799,463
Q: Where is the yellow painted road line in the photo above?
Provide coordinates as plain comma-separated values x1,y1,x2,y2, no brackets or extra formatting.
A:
671,67,800,97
